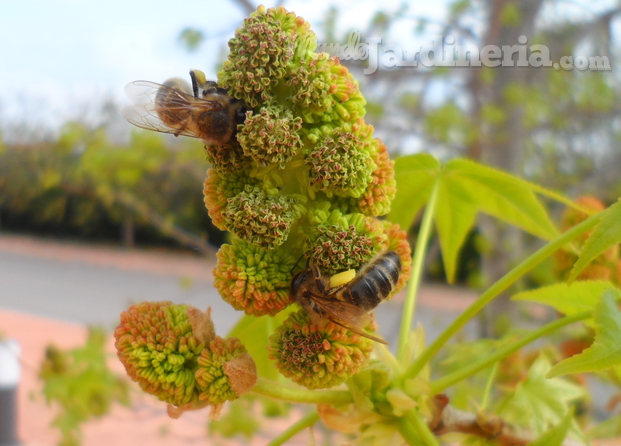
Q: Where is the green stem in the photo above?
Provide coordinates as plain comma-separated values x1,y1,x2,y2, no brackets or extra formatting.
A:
403,212,602,380
430,311,592,393
251,377,353,404
266,411,320,446
397,416,422,446
397,177,441,363
403,409,440,446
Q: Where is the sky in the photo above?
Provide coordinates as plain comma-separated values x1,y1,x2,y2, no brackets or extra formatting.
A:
0,0,451,134
1,0,618,137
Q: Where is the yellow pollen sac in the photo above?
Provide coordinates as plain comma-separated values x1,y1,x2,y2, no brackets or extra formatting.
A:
329,269,356,288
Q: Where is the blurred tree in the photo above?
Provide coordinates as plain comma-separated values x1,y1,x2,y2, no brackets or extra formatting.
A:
322,0,621,331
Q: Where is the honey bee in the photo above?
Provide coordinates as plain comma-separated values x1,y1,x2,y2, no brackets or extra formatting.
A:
291,251,402,344
122,69,249,145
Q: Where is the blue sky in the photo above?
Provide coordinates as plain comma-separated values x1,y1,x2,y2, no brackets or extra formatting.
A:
0,0,453,132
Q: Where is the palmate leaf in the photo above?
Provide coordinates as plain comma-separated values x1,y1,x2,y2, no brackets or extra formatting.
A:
390,155,559,283
443,159,558,241
569,199,621,283
434,174,478,284
388,153,440,231
527,409,574,446
498,355,584,437
512,280,619,327
548,290,621,378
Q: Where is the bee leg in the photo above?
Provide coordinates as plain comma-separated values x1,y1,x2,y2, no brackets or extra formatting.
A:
328,318,388,345
311,265,326,293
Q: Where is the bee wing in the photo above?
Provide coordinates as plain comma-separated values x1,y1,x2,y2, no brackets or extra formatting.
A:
122,80,220,138
311,296,388,344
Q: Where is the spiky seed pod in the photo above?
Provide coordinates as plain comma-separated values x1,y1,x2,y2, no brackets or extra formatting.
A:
223,186,297,249
213,238,296,316
237,104,303,168
195,337,257,405
219,5,316,108
203,168,260,231
114,302,210,407
268,309,373,389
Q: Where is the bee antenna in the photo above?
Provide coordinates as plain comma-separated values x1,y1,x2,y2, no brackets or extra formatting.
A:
290,254,307,276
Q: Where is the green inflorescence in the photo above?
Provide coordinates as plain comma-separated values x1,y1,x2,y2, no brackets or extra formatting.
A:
213,238,296,316
202,5,411,388
237,104,303,168
114,302,255,410
114,302,206,407
267,309,374,389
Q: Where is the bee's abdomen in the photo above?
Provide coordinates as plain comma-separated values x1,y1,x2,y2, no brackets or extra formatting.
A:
346,251,402,311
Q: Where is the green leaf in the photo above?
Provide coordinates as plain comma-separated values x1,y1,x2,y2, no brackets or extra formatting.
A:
512,280,619,327
388,153,440,230
434,171,478,283
569,199,621,283
498,355,584,435
391,156,561,284
548,290,621,378
527,408,574,446
444,159,558,240
227,307,295,381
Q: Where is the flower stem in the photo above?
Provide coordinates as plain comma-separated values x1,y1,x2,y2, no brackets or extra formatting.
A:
251,377,353,404
397,415,422,445
266,411,320,446
403,212,602,380
403,409,440,446
430,311,591,393
397,177,441,364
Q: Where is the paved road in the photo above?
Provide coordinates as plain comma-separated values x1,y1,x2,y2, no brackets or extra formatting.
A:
0,235,480,344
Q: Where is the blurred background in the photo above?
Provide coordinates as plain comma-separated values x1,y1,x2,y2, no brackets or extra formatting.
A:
1,0,621,444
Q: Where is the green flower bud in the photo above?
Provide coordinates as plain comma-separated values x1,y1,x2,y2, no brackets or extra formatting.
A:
305,206,387,275
288,53,366,124
203,168,260,231
223,186,297,249
219,5,316,108
213,238,296,316
237,104,303,168
114,302,209,407
335,139,396,217
305,121,376,198
268,309,373,389
196,337,257,405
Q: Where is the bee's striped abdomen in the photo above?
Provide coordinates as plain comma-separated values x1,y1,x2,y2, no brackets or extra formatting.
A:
345,251,402,311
